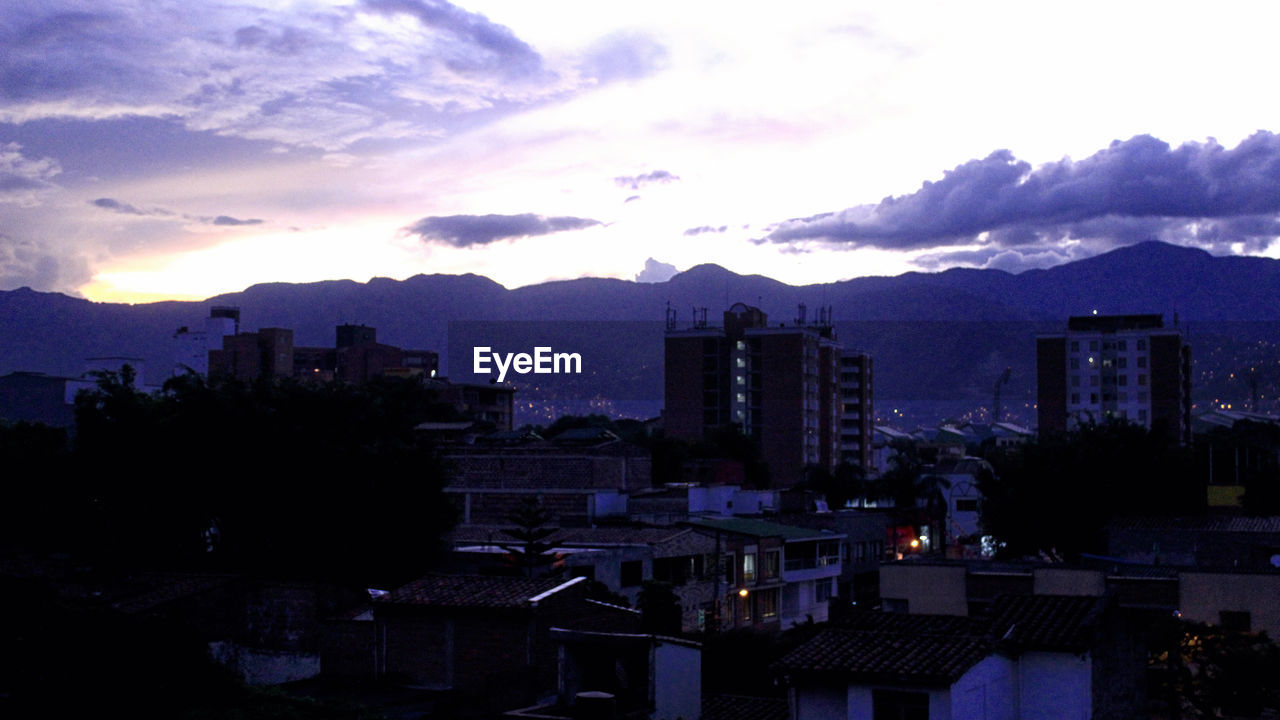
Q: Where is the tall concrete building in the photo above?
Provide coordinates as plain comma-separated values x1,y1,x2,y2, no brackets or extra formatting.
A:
664,303,841,488
839,352,874,473
1037,314,1192,444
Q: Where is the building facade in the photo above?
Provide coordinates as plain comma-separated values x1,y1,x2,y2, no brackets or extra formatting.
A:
1037,314,1192,444
838,352,874,473
664,303,842,488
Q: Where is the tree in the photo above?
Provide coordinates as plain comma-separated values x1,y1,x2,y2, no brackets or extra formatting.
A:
498,497,564,578
636,581,682,635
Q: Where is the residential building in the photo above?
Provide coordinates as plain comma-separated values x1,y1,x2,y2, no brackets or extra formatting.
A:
172,306,239,376
686,517,845,629
664,303,842,488
839,352,874,473
1037,313,1192,444
371,574,591,709
776,594,1144,720
209,322,439,384
442,430,649,525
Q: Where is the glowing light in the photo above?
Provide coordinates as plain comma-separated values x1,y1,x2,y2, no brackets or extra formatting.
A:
738,588,749,598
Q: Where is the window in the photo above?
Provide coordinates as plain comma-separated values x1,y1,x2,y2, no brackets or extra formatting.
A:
1090,393,1098,404
1070,393,1080,404
742,553,756,582
1118,374,1128,386
873,690,929,720
818,541,841,566
1071,375,1080,387
1137,339,1147,351
1220,610,1252,632
1090,375,1099,387
1138,374,1147,386
1118,357,1127,369
1138,356,1147,368
621,561,642,587
723,554,735,584
1090,340,1099,351
1138,409,1148,422
763,550,780,579
1070,340,1079,352
815,578,834,603
1117,340,1127,351
1070,357,1080,370
759,588,779,618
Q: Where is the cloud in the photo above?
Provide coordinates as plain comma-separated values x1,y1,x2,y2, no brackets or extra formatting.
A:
0,143,60,206
766,132,1280,255
209,215,263,226
634,257,677,283
91,197,149,215
683,225,727,236
0,233,90,292
404,213,602,247
90,197,260,226
0,0,574,150
614,170,679,190
578,31,669,83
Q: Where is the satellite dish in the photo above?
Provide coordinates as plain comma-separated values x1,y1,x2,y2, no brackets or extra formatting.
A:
1270,554,1280,568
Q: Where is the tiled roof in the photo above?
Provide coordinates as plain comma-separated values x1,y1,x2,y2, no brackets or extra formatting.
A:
685,517,840,542
448,525,698,547
112,574,236,614
774,625,990,684
985,594,1106,652
701,695,789,720
1109,515,1280,533
376,574,581,609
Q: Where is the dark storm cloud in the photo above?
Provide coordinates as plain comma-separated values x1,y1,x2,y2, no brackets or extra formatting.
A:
766,132,1280,252
614,170,679,190
405,213,603,247
683,225,727,236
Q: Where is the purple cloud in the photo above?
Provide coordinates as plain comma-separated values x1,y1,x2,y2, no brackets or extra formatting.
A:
405,213,602,247
614,170,679,190
766,132,1280,253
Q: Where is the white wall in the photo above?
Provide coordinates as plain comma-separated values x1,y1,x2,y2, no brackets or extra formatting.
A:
951,654,1016,720
653,642,700,720
1019,651,1091,720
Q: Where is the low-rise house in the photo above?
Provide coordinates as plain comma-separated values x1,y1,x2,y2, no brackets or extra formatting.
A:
372,574,590,710
446,524,719,633
775,594,1142,720
686,517,846,629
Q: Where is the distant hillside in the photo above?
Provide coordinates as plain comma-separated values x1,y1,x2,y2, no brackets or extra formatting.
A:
4,241,1279,425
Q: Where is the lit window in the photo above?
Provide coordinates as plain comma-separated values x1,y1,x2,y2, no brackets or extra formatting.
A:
743,553,756,582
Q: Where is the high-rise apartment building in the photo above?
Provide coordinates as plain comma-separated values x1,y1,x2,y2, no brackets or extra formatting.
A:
839,352,874,473
1037,314,1192,444
664,303,841,488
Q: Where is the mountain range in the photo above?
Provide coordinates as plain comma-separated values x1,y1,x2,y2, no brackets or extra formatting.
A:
3,241,1278,425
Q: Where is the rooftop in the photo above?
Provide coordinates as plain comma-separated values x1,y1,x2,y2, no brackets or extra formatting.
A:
684,517,841,542
376,574,583,609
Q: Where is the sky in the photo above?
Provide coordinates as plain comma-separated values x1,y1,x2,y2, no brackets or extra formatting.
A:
4,1,1280,303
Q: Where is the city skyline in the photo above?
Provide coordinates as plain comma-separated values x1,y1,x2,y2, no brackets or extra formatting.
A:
4,2,1280,303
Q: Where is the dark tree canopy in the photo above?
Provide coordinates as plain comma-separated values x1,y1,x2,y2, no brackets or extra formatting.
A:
3,370,458,586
